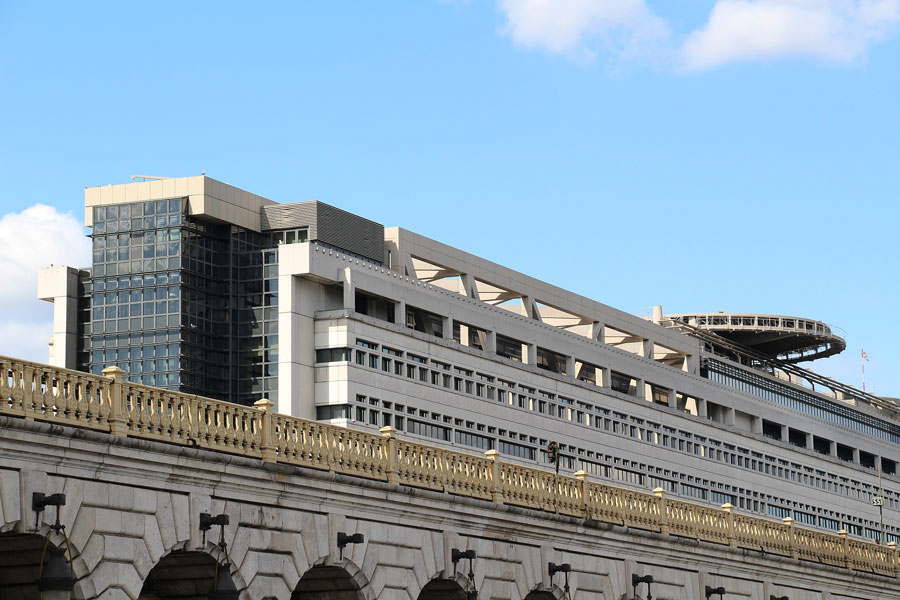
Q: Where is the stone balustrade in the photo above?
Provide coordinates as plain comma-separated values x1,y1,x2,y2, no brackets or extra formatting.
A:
1,354,898,578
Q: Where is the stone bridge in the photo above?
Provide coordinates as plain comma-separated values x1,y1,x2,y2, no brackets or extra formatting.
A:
1,357,899,600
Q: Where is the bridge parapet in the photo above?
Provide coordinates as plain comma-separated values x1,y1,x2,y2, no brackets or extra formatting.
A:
2,354,899,579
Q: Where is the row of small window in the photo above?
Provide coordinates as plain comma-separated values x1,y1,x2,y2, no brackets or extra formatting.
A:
92,344,178,362
94,228,181,251
89,330,179,349
94,199,183,221
93,242,181,264
88,366,180,387
93,258,180,277
94,286,180,305
92,272,181,292
90,315,181,334
707,361,900,444
93,214,182,234
336,341,900,510
90,358,180,374
93,301,180,320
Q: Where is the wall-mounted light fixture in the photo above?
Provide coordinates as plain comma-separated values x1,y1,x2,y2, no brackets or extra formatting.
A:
337,532,364,560
549,562,571,597
33,492,76,600
632,574,654,600
452,549,477,600
705,586,726,600
200,513,238,600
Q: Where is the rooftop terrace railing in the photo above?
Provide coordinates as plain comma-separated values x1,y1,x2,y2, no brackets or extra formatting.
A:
1,355,898,578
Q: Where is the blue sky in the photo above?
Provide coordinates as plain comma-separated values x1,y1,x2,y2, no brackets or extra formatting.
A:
0,1,898,394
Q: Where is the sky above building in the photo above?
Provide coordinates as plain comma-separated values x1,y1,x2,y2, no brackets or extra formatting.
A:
0,1,898,395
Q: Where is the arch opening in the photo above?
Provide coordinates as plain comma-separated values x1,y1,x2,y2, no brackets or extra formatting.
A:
291,564,364,600
524,591,559,600
138,550,220,600
417,578,468,600
0,532,65,600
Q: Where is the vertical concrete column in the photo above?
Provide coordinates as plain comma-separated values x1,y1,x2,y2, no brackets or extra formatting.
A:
641,338,653,359
524,342,537,365
752,416,763,435
726,407,736,427
485,330,496,353
805,432,813,450
522,296,538,320
667,388,677,407
458,322,469,346
598,367,610,388
37,266,80,370
829,440,838,456
781,424,789,442
564,355,575,378
636,378,646,400
696,398,707,418
340,267,354,310
852,447,860,464
591,321,606,344
396,299,406,326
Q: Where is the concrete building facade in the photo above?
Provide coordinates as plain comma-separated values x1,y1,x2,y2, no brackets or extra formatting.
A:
37,176,900,553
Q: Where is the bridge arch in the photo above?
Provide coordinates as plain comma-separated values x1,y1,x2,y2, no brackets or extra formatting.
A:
138,548,244,600
291,558,368,600
416,573,473,600
0,530,74,600
523,586,566,600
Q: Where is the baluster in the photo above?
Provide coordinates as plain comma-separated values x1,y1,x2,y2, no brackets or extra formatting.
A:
159,394,172,439
0,359,11,411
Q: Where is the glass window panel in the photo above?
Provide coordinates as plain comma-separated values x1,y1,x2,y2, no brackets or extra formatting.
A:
144,202,155,216
155,200,168,214
107,220,118,233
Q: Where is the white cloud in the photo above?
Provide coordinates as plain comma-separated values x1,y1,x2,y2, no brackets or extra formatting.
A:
680,0,900,71
0,204,90,363
495,0,900,70
498,0,670,63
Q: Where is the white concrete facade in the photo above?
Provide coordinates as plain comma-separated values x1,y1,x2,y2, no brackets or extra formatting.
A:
37,177,900,553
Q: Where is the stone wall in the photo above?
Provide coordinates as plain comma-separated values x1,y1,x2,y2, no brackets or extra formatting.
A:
0,416,896,600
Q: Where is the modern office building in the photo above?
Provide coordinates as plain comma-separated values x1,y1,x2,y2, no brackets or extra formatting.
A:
39,175,900,545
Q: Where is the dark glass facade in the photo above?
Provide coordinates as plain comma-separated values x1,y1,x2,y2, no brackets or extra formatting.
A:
85,198,281,405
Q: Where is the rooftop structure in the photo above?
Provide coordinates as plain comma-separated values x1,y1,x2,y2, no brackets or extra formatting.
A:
657,310,846,363
38,176,900,551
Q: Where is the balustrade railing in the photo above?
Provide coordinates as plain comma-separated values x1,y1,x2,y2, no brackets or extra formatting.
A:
1,356,898,578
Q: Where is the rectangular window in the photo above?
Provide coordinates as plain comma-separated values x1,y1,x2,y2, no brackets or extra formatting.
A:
315,348,350,363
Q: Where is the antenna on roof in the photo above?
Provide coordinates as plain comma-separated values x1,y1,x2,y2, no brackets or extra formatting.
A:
130,175,168,181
